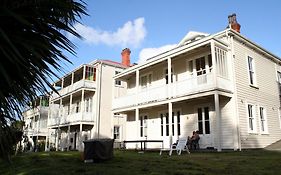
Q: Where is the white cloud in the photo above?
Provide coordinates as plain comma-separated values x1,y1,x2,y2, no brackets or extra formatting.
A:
138,44,177,64
71,17,146,47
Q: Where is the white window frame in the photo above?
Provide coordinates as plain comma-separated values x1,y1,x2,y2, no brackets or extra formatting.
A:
277,71,281,95
163,66,175,84
113,126,120,140
115,71,122,86
247,56,257,87
186,52,212,78
140,114,148,137
279,108,281,129
158,108,181,137
140,72,152,89
258,106,268,134
247,103,257,133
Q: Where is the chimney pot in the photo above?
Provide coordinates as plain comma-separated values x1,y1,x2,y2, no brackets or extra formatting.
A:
228,13,241,33
121,48,131,67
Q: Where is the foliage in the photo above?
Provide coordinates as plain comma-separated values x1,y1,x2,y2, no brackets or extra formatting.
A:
0,0,87,161
0,150,281,175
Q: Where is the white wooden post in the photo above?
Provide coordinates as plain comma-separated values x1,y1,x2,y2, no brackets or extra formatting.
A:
83,65,86,80
211,41,217,87
215,93,222,152
67,125,70,150
135,108,139,139
168,102,173,146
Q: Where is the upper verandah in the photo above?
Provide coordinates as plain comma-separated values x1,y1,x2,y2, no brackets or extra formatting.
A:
114,28,281,81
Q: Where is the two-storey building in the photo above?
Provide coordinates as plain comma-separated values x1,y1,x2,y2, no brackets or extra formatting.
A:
47,57,128,151
113,14,281,151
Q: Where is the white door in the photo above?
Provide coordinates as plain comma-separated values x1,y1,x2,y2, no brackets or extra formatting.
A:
161,112,179,148
197,107,213,148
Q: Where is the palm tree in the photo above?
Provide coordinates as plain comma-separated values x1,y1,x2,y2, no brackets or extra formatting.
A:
0,0,87,161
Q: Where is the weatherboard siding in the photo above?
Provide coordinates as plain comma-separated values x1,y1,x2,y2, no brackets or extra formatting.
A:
233,39,281,148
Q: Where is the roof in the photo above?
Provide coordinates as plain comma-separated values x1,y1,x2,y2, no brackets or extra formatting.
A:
114,28,281,79
178,31,209,46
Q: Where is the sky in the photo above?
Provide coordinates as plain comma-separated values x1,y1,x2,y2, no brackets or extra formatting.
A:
61,0,281,76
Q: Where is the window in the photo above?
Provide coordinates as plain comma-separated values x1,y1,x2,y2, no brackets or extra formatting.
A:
259,107,267,133
188,60,194,77
177,111,181,136
85,66,96,81
198,108,203,134
165,68,173,84
76,101,80,113
279,108,281,129
196,57,206,76
165,113,169,136
215,47,228,77
140,116,147,137
67,105,70,115
115,71,121,86
208,54,213,72
140,73,152,88
277,71,281,95
248,56,256,85
160,114,164,136
197,107,210,134
248,104,257,132
114,126,120,140
85,98,92,112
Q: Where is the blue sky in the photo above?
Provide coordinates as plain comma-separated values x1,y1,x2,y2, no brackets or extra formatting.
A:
61,0,281,75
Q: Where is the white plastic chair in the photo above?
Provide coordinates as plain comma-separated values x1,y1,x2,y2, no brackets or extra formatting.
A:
160,138,190,156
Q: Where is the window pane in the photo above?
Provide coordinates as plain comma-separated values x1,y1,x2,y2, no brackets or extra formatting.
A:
198,108,202,120
177,111,180,136
204,107,209,120
161,113,163,136
205,121,210,134
198,122,203,134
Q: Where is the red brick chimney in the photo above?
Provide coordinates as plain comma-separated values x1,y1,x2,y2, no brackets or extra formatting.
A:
228,13,241,33
121,48,131,67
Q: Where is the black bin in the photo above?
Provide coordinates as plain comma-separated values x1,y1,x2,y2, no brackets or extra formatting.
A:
83,139,114,163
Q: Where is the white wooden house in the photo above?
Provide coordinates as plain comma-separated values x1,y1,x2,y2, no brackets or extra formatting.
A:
113,15,281,151
47,59,127,151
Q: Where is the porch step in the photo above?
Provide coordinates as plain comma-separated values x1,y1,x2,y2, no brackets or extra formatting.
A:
265,139,281,151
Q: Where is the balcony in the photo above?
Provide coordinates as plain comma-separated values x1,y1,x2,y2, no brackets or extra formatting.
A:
52,80,96,100
48,112,95,127
113,73,233,110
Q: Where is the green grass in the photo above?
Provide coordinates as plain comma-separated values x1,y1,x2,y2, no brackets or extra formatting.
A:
0,150,281,175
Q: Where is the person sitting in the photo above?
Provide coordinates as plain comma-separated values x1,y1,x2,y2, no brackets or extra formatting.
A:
187,130,200,150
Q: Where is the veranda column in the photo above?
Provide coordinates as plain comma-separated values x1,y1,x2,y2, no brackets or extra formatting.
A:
136,70,139,105
81,89,85,119
174,110,178,140
168,102,173,146
67,125,70,151
210,41,217,87
83,65,86,80
55,127,60,151
135,108,139,139
215,93,222,152
79,123,83,151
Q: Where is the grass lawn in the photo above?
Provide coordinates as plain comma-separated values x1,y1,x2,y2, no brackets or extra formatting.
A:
0,149,280,175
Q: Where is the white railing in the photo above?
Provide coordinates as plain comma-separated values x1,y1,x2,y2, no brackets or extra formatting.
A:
48,112,95,127
172,73,214,97
138,85,168,104
113,73,233,110
52,80,96,99
112,93,136,109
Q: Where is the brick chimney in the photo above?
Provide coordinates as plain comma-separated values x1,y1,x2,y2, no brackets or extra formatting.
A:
121,48,131,67
228,13,241,33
